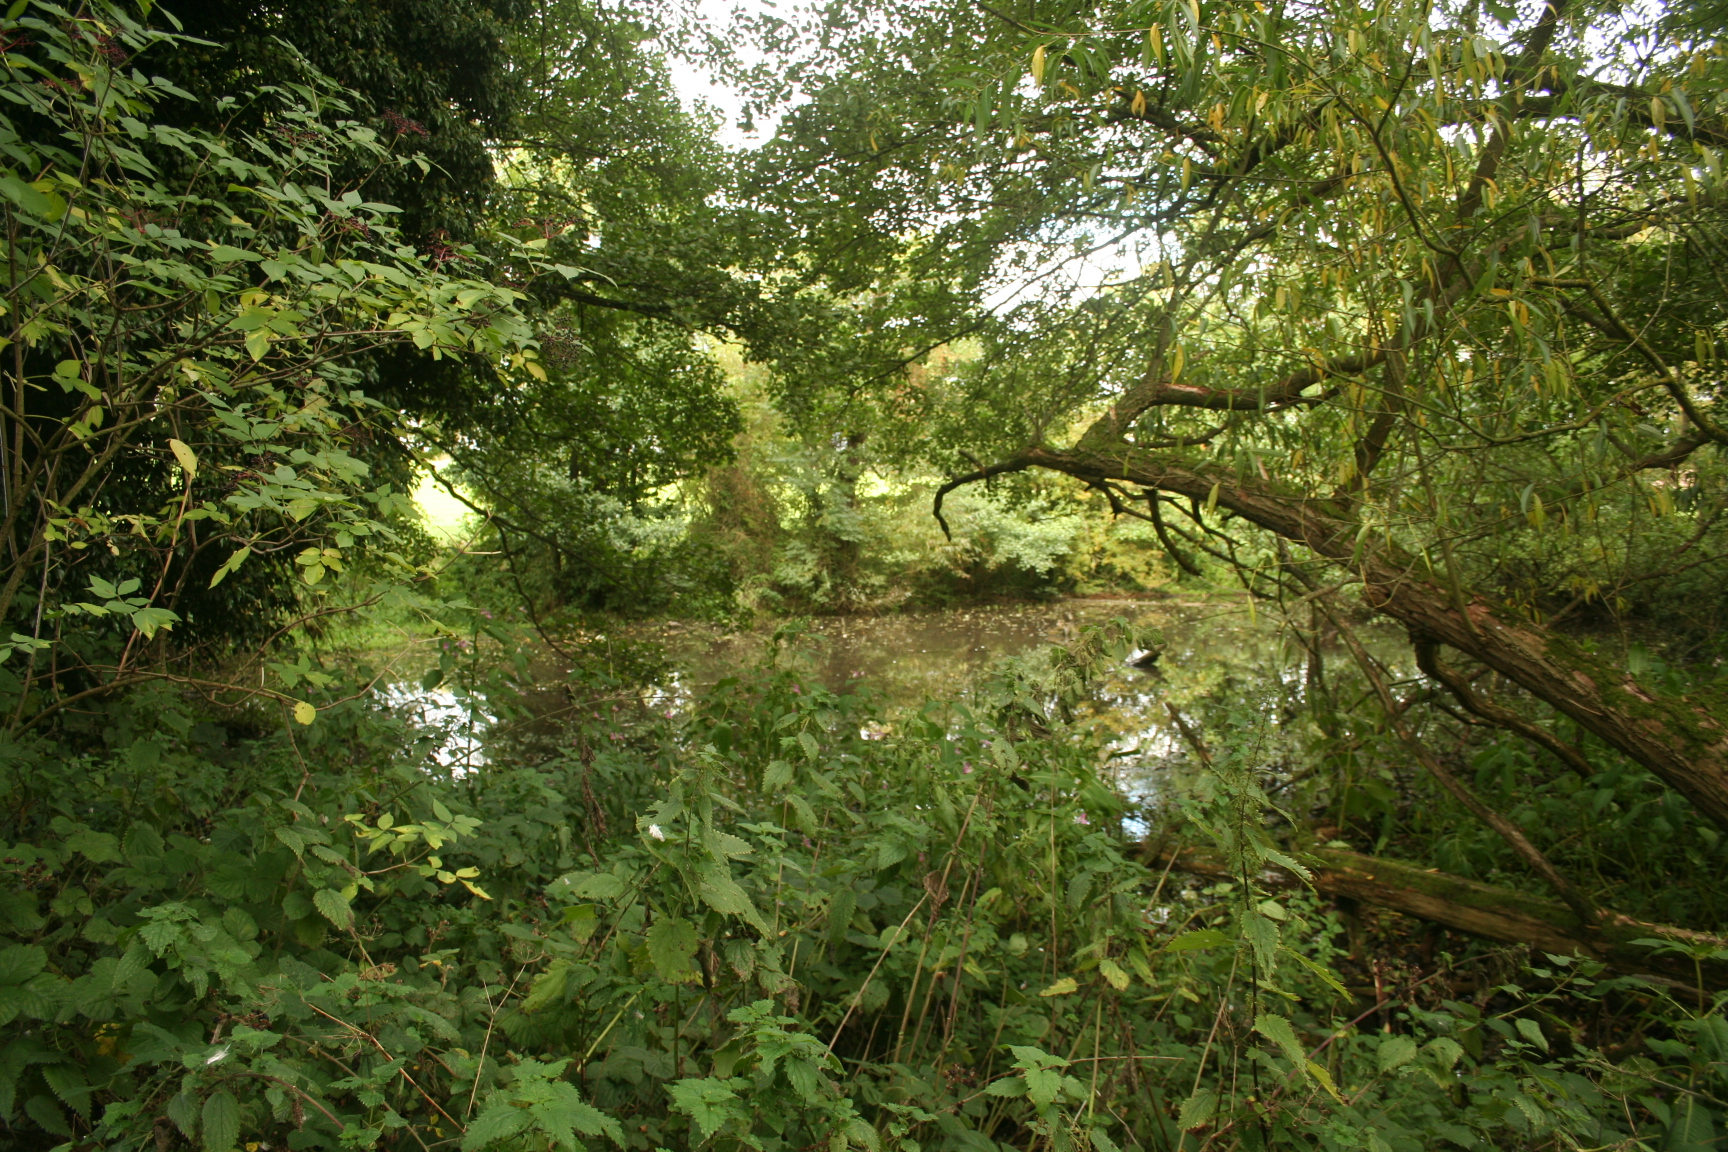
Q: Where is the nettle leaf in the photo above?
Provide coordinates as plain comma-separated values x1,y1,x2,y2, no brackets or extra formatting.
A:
763,759,795,790
1241,910,1279,972
201,1090,239,1152
1177,1089,1216,1131
697,864,766,932
557,872,628,900
1378,1034,1418,1073
523,962,571,1013
167,1091,199,1140
646,918,702,984
1426,1037,1466,1072
1254,1012,1307,1073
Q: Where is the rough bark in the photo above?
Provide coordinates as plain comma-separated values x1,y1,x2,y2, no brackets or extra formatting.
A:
1144,841,1728,986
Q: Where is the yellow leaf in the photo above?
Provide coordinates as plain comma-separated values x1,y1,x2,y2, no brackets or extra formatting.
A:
293,701,316,725
1032,43,1046,84
1169,344,1185,380
523,358,548,382
168,438,198,478
1039,977,1078,997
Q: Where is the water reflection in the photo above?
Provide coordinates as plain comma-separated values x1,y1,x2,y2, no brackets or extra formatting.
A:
387,596,1405,800
636,597,1372,807
377,681,494,773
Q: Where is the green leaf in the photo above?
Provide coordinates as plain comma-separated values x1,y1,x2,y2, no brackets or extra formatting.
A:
557,872,628,900
312,888,352,930
1306,1060,1344,1103
522,962,570,1013
1097,957,1130,991
0,945,47,987
1515,1018,1548,1052
462,1101,530,1150
1289,950,1350,999
1023,1067,1061,1108
1088,1127,1122,1152
64,829,121,863
0,175,63,220
201,1090,239,1152
647,918,702,984
1254,1012,1308,1075
1242,910,1279,971
167,1091,199,1140
128,606,180,639
762,759,794,791
209,245,261,262
168,438,198,477
668,1077,744,1139
697,864,766,931
1378,1034,1418,1073
1162,928,1228,951
1038,976,1078,997
208,546,251,588
1426,1037,1466,1072
1177,1089,1216,1131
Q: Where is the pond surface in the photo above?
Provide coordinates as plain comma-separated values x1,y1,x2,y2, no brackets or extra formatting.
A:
390,595,1406,800
630,596,1373,797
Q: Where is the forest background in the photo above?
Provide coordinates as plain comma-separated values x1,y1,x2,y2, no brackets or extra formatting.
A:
3,0,1728,1150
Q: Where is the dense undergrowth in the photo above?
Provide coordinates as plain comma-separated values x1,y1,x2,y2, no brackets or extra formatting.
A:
4,619,1726,1152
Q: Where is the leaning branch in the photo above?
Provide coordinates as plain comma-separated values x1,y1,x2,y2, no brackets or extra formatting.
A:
1414,638,1595,777
1144,841,1728,986
931,457,1031,539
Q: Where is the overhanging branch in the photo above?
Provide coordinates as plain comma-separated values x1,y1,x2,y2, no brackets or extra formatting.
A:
931,457,1031,539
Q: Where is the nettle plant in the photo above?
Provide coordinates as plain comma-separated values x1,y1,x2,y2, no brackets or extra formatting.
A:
0,0,560,725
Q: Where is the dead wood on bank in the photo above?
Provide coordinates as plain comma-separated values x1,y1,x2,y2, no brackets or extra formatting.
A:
1143,841,1728,987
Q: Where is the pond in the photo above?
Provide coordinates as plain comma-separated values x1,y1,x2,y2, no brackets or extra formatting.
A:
384,593,1405,804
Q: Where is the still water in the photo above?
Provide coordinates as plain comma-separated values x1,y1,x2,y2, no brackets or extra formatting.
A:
385,595,1360,791
642,597,1338,801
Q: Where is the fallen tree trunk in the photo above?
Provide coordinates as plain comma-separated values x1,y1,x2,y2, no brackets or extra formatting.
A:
1144,841,1728,986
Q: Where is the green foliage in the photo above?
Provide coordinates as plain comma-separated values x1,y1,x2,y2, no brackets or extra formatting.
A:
0,622,1717,1150
0,0,567,699
156,0,526,242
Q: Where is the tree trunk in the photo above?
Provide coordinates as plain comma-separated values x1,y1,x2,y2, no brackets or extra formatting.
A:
1144,840,1727,986
1022,441,1728,831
